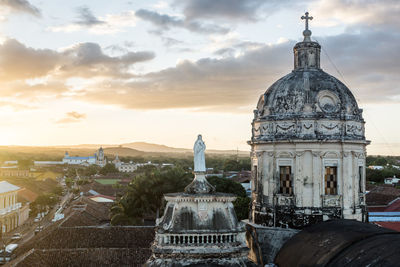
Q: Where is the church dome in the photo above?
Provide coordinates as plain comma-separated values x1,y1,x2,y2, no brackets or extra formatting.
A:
251,16,365,143
256,69,363,121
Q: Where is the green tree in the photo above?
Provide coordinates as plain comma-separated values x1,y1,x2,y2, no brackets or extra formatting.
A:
30,193,59,216
110,167,192,225
82,165,100,176
374,157,388,166
134,164,157,174
100,163,118,175
223,159,240,172
366,168,400,183
233,197,251,220
65,177,74,188
71,188,80,194
206,176,250,220
65,168,77,178
207,176,247,197
223,158,251,172
35,193,58,207
110,199,143,225
52,186,64,196
76,179,90,186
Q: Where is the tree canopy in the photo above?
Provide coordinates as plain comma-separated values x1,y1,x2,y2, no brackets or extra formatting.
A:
207,176,250,220
110,168,251,225
223,158,251,172
110,166,192,225
30,193,59,217
366,167,400,183
207,176,247,197
99,163,119,175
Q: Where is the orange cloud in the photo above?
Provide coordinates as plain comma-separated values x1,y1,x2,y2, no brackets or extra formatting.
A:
56,111,86,124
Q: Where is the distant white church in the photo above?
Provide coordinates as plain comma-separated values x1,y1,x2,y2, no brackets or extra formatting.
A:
112,154,137,172
62,147,107,167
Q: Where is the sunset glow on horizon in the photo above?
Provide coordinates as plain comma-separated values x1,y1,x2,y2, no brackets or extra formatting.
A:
0,0,399,155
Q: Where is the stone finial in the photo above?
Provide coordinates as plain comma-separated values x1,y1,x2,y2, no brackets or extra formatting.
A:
301,12,313,42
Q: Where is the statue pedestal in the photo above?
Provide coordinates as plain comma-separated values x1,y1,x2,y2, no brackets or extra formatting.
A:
184,172,215,194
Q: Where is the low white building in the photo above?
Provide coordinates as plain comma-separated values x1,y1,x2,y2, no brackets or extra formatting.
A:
118,163,137,172
0,181,29,233
385,176,400,185
113,155,137,173
34,161,64,166
62,152,96,165
369,165,384,170
3,161,18,165
161,163,174,167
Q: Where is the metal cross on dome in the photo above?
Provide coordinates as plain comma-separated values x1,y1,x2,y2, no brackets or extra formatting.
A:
301,12,313,31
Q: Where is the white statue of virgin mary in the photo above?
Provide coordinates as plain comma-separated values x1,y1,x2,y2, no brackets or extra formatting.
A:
193,134,206,172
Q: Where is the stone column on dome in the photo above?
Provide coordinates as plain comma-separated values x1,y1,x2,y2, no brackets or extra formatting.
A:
341,151,351,216
312,151,322,208
264,152,273,205
261,151,269,203
295,151,304,207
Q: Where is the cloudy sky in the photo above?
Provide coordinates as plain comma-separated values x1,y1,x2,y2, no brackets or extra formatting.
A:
0,0,399,155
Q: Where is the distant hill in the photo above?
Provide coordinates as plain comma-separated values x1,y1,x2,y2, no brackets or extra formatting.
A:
103,147,145,157
0,142,249,162
0,146,102,161
45,141,249,155
121,142,249,155
121,142,189,153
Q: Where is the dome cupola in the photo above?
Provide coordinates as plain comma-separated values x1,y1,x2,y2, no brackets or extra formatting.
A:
248,12,369,230
252,12,365,143
294,12,321,70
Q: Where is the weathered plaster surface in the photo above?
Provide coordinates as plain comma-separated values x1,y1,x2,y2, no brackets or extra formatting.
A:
249,34,368,229
245,221,299,265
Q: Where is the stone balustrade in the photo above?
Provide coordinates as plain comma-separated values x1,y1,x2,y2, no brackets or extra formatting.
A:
158,232,240,245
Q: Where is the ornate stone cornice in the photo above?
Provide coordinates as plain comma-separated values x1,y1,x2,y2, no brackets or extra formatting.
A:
295,151,306,157
342,151,351,157
251,119,366,143
312,151,322,157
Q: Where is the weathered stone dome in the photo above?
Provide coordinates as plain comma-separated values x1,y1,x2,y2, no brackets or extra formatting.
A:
256,70,363,121
251,28,366,143
248,14,369,256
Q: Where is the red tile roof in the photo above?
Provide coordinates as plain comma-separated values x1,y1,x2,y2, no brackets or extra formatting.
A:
368,198,400,212
384,198,400,212
374,222,400,232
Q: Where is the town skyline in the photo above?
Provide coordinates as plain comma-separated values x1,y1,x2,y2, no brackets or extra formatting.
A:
0,0,399,155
